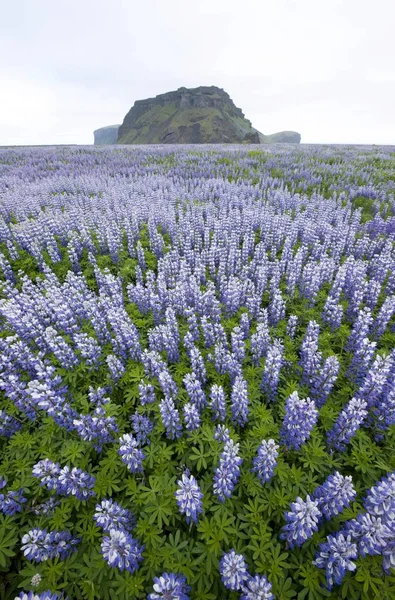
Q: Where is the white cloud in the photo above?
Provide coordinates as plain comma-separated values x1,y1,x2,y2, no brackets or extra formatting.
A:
0,0,394,145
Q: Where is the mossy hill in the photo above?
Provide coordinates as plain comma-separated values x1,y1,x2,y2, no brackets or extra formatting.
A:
114,86,301,145
94,125,121,145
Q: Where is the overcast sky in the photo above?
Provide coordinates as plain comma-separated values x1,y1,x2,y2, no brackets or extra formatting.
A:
1,0,394,146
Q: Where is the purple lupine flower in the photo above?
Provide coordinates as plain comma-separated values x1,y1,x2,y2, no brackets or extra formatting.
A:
138,381,156,405
0,488,27,515
210,384,226,422
230,375,249,427
32,459,60,490
280,392,318,451
33,460,95,500
219,549,248,590
269,290,286,326
14,592,62,600
310,355,339,407
372,295,395,339
183,373,206,410
106,354,125,382
21,528,79,562
57,466,96,500
300,321,322,386
250,321,271,365
347,337,377,384
280,495,321,548
327,397,368,451
240,575,274,600
363,472,395,519
261,340,283,401
239,313,250,339
94,499,135,532
371,384,395,439
346,307,373,352
33,497,59,516
322,296,343,330
148,573,190,600
158,370,178,398
190,346,206,384
313,532,358,589
0,409,21,438
159,397,182,440
213,439,242,502
183,402,201,431
252,439,279,485
313,472,356,521
175,471,203,524
356,352,393,408
201,316,215,348
118,434,145,473
286,315,298,339
73,407,118,449
131,413,154,445
214,425,230,443
231,326,246,363
346,513,394,557
382,539,395,574
186,309,200,341
101,529,144,573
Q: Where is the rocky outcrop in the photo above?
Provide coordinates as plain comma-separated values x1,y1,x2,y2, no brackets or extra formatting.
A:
262,131,301,144
117,86,259,145
94,87,301,144
94,125,120,145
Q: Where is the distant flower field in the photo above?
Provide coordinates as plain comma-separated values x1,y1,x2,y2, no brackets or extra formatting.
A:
1,143,395,599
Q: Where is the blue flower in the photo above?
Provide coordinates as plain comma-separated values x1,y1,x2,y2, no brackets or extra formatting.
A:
327,397,368,451
313,471,356,521
313,532,358,589
240,574,274,600
130,413,154,445
148,572,190,600
230,375,249,427
118,434,145,473
213,439,242,502
159,397,182,440
175,472,203,524
252,439,279,485
94,499,135,532
219,549,248,590
183,402,201,431
281,495,321,548
21,528,79,563
101,529,144,573
280,392,318,451
209,384,226,422
14,593,63,600
363,472,395,519
0,488,26,515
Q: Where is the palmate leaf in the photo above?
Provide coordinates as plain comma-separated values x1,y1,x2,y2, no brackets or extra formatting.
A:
0,524,18,568
273,577,297,599
143,496,174,528
109,571,146,600
255,542,291,583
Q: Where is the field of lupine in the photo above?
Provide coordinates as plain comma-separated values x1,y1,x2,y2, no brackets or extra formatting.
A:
0,144,395,600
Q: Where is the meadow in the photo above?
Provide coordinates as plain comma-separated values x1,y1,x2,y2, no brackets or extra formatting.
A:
0,143,395,599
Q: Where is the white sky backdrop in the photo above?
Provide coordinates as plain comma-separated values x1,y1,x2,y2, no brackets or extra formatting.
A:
1,0,394,145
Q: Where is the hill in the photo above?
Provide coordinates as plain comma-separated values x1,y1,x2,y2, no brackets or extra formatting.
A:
116,86,300,144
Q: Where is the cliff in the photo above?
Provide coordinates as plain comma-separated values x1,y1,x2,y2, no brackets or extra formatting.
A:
94,125,120,145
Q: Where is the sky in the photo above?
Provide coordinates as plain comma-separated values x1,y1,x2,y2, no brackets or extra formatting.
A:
0,0,394,146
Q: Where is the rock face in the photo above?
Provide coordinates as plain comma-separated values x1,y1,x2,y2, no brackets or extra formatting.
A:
94,125,120,145
116,86,300,144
